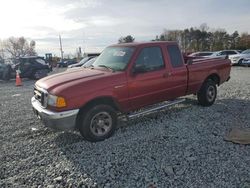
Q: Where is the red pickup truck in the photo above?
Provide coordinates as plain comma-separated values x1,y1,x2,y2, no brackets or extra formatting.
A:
31,42,231,141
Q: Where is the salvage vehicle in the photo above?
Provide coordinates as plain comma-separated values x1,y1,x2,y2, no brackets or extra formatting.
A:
229,49,250,65
0,61,11,80
82,57,98,68
31,41,231,142
211,50,240,57
66,57,98,71
58,60,78,67
68,56,98,68
0,56,50,80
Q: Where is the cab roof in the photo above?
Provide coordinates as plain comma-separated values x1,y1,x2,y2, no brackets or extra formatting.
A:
109,41,178,48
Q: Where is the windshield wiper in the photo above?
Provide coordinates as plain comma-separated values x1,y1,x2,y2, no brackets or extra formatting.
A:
98,65,115,72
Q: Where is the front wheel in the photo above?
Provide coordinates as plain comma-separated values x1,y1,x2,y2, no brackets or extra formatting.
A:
79,105,117,142
197,79,217,106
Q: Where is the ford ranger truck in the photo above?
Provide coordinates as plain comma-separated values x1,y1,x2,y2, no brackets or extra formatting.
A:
31,42,231,142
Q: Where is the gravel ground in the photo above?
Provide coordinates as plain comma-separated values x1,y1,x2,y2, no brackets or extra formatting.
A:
0,67,250,188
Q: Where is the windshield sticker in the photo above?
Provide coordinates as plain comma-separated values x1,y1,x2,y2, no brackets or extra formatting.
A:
113,51,126,57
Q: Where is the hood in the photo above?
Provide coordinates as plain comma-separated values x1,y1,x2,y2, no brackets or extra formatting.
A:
36,68,106,91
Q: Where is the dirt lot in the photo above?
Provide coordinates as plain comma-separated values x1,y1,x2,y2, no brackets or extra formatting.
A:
0,67,250,188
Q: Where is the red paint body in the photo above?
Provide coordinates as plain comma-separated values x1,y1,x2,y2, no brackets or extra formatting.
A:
36,42,231,113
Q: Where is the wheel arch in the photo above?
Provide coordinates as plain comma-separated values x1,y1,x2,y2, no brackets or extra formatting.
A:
205,73,220,86
75,96,121,129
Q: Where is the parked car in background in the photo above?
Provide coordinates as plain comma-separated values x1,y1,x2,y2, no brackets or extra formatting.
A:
68,56,98,68
58,60,78,67
0,56,50,80
66,57,98,71
82,57,98,68
241,58,250,67
236,50,243,53
189,51,213,58
211,50,240,57
0,61,11,80
229,49,250,65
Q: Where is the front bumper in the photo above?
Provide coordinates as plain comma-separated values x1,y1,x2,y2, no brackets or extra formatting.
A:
31,97,79,130
229,58,240,64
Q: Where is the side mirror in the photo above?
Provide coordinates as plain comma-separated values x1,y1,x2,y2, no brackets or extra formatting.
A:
132,64,146,74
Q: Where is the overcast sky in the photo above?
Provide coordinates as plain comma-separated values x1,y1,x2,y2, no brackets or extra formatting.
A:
1,0,250,56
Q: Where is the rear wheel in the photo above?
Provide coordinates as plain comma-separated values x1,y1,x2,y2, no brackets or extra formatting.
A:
197,79,217,106
79,105,117,142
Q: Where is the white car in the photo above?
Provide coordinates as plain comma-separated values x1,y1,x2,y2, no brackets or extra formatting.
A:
211,50,240,58
229,49,250,65
189,51,214,57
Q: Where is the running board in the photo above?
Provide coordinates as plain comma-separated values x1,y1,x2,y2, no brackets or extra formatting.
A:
127,98,185,119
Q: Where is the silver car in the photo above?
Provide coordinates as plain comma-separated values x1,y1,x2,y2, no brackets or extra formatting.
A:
242,58,250,67
229,49,250,65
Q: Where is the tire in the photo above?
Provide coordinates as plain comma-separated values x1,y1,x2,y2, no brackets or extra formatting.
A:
238,59,243,65
197,79,217,106
79,104,117,142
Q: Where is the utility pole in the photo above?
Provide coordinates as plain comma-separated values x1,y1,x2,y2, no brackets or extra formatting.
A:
59,35,64,61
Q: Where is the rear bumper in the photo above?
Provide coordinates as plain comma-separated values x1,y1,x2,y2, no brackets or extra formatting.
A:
31,97,79,130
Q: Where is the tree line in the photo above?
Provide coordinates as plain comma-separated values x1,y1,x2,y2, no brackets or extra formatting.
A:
1,24,250,60
120,24,250,53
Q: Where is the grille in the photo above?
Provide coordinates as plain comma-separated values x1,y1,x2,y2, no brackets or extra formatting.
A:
34,87,47,107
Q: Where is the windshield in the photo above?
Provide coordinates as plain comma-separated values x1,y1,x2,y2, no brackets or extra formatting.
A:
241,49,250,54
92,47,135,71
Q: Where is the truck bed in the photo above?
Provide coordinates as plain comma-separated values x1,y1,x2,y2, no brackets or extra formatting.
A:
186,57,231,95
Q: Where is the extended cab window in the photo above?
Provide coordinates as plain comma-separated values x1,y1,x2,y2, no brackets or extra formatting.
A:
134,47,164,72
167,45,183,67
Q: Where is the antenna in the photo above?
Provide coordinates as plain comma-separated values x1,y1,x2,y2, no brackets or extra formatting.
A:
59,35,64,61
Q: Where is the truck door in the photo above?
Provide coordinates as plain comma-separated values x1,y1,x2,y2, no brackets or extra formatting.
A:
164,44,188,98
128,45,187,110
128,46,170,109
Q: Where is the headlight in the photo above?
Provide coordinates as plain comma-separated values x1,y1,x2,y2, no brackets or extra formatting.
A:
47,94,66,108
232,57,240,60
